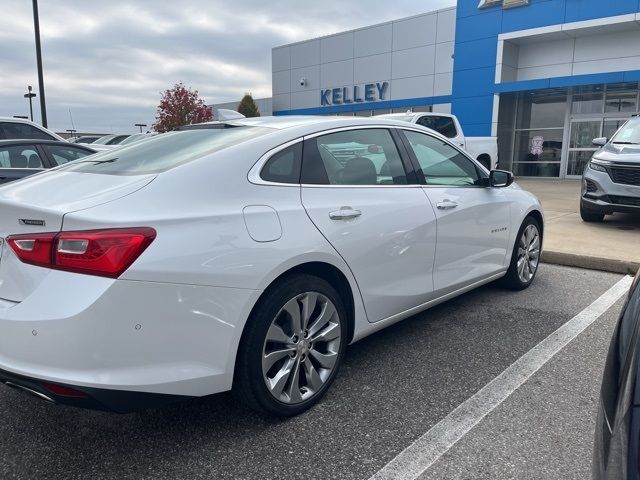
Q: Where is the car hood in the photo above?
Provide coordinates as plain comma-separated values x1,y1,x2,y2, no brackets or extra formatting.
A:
594,143,640,164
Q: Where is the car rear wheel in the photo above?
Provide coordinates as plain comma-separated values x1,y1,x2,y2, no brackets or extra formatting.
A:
501,216,541,290
580,203,605,223
234,274,347,416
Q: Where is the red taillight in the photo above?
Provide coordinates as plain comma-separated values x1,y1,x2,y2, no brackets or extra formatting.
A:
6,227,156,278
42,382,87,398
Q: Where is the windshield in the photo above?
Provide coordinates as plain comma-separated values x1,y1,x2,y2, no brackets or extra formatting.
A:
611,118,640,145
60,127,271,175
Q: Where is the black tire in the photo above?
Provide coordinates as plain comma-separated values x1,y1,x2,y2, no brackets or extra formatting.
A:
501,216,542,291
233,274,347,416
580,203,605,223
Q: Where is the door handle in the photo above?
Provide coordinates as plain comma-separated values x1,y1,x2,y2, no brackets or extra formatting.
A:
436,200,458,210
329,207,362,220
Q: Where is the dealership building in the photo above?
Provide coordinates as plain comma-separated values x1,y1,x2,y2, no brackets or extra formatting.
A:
271,0,640,178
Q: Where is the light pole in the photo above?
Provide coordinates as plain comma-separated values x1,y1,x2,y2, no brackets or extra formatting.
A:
66,129,77,140
24,86,37,121
32,0,48,127
134,123,147,133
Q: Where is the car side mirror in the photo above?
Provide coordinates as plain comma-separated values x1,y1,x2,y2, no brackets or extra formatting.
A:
489,169,514,188
592,137,607,147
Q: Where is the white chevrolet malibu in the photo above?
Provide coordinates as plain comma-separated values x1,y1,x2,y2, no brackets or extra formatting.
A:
0,116,543,415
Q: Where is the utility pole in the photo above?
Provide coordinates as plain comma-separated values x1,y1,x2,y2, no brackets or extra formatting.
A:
24,86,36,121
135,123,147,133
32,0,48,127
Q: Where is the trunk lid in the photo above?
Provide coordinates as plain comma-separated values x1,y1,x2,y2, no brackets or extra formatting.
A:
0,171,155,302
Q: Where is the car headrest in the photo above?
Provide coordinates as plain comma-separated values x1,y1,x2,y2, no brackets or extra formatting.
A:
341,156,377,185
27,154,41,168
11,154,28,168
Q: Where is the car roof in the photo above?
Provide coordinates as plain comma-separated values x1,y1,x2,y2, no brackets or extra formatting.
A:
194,115,436,131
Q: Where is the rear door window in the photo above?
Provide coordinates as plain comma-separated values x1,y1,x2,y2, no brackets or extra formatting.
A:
302,129,408,185
0,145,44,168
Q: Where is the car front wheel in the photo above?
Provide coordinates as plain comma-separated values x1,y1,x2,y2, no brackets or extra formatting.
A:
234,274,347,416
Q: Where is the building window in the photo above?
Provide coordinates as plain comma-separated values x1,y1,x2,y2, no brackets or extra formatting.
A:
605,82,638,113
512,89,567,177
571,85,604,115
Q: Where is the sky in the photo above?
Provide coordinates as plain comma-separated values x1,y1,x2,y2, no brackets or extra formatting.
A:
1,0,456,133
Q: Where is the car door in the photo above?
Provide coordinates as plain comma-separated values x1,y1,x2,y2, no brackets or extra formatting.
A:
0,143,46,184
398,128,511,293
300,127,437,323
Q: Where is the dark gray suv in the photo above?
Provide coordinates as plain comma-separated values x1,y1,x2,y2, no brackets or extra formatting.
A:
581,117,640,222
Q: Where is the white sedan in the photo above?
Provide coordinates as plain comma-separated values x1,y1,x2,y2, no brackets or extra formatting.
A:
0,116,543,415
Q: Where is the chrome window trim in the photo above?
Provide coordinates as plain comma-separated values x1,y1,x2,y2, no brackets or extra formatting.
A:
248,124,494,189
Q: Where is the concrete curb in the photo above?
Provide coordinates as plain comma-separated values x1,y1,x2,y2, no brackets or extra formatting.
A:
541,250,639,275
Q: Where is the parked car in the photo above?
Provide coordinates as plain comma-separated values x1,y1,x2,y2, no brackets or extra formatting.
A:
78,134,130,151
0,139,95,184
376,112,499,170
117,133,155,146
581,117,640,222
0,116,543,415
592,273,640,479
0,117,65,142
70,135,101,144
93,134,130,145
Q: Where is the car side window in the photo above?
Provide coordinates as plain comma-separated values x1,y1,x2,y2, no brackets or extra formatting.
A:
0,122,55,141
416,116,458,139
301,129,407,185
0,145,43,168
260,142,302,184
44,145,93,166
403,130,481,186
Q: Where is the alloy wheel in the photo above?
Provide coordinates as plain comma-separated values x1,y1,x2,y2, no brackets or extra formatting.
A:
262,292,341,404
516,224,540,283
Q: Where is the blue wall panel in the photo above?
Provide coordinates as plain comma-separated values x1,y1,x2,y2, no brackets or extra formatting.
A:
451,0,640,138
453,37,499,71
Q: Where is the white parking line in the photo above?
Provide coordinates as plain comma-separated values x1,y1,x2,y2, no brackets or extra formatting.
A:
369,275,634,480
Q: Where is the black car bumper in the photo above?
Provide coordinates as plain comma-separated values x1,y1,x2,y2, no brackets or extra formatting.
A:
0,367,192,413
582,195,640,215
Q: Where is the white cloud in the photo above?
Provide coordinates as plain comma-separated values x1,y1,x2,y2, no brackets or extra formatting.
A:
1,0,455,132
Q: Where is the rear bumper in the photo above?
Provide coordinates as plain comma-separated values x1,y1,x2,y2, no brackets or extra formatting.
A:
0,273,261,402
0,367,190,413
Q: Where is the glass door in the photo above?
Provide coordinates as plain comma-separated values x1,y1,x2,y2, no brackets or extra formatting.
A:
566,119,601,177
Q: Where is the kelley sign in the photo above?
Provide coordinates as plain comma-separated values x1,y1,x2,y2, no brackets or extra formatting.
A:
321,82,389,106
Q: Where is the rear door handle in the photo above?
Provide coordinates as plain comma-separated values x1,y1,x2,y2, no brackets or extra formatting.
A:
329,207,362,220
436,200,458,210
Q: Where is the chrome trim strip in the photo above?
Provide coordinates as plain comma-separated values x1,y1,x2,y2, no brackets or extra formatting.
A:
351,271,507,343
5,381,55,403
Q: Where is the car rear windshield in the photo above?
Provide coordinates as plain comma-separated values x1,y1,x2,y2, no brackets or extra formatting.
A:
61,127,271,175
611,118,640,145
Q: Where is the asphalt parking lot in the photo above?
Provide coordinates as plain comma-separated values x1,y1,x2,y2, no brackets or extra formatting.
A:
0,264,627,480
